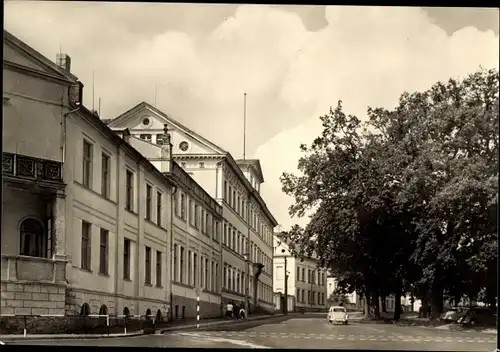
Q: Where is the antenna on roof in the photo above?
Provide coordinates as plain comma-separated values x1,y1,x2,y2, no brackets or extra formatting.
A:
243,92,247,160
98,97,101,117
92,70,95,112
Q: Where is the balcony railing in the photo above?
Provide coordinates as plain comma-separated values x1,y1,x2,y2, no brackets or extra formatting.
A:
1,255,66,283
2,152,62,182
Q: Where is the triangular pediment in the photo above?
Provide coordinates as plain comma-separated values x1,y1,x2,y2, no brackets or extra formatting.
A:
108,102,227,156
3,30,78,82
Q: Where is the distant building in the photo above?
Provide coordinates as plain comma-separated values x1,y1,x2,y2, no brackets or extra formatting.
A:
273,236,328,312
104,102,279,313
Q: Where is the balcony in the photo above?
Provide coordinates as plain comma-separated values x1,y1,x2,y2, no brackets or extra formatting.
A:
1,255,66,283
3,152,63,183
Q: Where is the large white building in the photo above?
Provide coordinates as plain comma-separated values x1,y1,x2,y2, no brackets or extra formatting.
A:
1,30,223,328
103,102,278,313
273,236,328,312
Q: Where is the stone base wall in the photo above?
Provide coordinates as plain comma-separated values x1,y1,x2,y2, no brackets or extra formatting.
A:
1,282,66,316
67,288,169,320
171,295,221,320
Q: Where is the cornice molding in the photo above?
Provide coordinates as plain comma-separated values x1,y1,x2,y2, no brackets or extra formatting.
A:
4,61,73,85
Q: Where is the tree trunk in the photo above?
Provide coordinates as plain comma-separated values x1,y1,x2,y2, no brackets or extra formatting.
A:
393,287,402,321
373,290,380,318
430,281,444,319
363,293,370,318
381,296,387,313
421,296,429,318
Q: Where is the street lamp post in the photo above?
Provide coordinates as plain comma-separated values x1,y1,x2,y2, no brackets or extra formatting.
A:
281,249,288,315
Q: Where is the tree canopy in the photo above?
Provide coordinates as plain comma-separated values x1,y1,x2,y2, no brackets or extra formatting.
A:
279,68,498,319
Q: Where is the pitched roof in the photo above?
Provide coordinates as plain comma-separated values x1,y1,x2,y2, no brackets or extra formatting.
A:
235,159,265,183
107,101,227,155
4,30,80,83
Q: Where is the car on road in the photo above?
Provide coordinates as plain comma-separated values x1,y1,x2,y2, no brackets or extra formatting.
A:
328,306,349,325
458,307,496,327
440,307,468,323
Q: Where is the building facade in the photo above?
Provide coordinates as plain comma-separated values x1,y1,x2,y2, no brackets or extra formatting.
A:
128,134,223,319
273,236,328,312
105,103,278,313
1,31,223,323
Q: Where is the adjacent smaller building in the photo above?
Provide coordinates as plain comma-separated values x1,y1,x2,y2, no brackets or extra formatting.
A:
272,235,327,313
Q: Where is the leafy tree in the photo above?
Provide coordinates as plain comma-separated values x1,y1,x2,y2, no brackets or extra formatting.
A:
280,68,498,320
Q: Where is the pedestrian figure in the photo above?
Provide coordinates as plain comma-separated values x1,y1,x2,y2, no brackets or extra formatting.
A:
226,301,234,319
239,305,246,320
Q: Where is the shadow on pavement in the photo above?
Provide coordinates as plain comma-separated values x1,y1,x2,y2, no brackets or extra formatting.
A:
173,315,293,332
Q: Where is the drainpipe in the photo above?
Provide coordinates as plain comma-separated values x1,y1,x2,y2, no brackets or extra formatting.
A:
169,185,177,321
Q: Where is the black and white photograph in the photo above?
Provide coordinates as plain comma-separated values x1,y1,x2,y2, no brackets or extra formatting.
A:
1,2,498,351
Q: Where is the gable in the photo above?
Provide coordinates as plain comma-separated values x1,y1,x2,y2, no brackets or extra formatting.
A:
4,31,78,82
4,43,50,73
109,103,227,156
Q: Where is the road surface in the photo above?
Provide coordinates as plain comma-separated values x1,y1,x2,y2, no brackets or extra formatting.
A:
4,317,497,351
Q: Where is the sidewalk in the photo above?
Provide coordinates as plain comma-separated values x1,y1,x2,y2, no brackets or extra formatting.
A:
160,313,285,332
0,313,282,341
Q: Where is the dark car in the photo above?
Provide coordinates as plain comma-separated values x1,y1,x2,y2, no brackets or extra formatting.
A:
458,307,497,327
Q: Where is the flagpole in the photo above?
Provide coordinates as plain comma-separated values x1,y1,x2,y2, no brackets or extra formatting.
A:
243,92,247,160
98,97,101,116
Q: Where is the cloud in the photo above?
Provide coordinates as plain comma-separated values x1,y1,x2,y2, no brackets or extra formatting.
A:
4,4,499,229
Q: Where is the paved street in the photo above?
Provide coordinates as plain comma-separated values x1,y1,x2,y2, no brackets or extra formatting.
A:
4,317,496,351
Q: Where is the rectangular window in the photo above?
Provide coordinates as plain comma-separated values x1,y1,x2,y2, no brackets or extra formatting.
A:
204,258,209,290
223,180,227,201
195,204,200,228
156,250,162,287
101,153,110,198
201,209,206,233
146,184,152,221
157,191,162,226
188,250,192,285
124,239,131,280
145,246,151,284
216,263,219,292
126,170,134,211
174,244,178,282
173,192,178,217
180,193,186,220
212,262,216,291
236,272,240,293
99,228,108,274
180,246,185,283
236,233,240,254
223,223,227,245
81,221,91,270
82,140,93,188
232,230,236,251
232,190,236,208
188,199,194,225
228,186,232,206
193,253,198,287
206,213,210,236
302,268,305,282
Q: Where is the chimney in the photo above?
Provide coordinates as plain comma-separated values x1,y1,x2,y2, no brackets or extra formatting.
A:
160,124,172,173
122,129,131,143
56,53,71,73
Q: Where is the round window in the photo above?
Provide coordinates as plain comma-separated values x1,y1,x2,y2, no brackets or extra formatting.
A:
142,117,150,126
179,141,189,152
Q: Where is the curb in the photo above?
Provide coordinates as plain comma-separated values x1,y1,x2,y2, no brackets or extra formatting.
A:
161,314,285,333
0,331,144,342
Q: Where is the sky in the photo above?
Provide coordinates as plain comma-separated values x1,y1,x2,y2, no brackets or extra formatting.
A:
4,3,499,229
